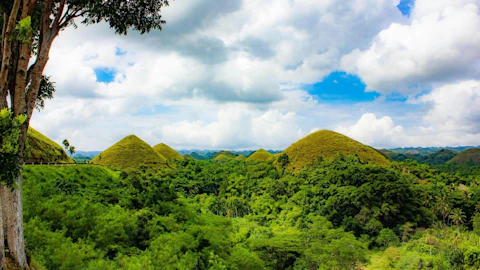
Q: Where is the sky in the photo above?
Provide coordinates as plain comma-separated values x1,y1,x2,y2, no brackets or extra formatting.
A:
31,0,480,151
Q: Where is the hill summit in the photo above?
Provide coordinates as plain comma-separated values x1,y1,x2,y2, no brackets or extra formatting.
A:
448,148,480,164
213,151,237,161
25,128,73,163
91,135,166,169
282,130,389,171
247,149,274,161
153,143,184,161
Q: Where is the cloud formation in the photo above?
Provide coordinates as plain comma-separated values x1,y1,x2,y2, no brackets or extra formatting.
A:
30,0,480,150
341,0,480,94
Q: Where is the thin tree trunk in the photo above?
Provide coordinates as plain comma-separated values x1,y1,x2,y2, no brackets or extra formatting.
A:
0,186,5,269
0,0,21,110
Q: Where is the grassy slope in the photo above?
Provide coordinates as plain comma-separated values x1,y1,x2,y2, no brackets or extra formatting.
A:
283,130,390,171
246,149,274,161
213,151,237,160
91,135,166,169
448,148,480,164
25,128,74,163
153,143,184,160
235,155,247,161
214,154,233,161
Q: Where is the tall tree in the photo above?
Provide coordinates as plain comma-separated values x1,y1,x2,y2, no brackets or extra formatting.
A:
0,0,170,267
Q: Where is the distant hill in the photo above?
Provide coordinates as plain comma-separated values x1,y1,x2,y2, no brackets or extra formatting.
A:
448,148,480,164
183,154,195,159
381,149,458,165
73,151,101,159
25,128,73,163
190,152,206,160
235,155,247,161
91,135,167,169
153,143,184,161
283,130,390,171
213,151,237,161
386,146,476,155
246,149,274,161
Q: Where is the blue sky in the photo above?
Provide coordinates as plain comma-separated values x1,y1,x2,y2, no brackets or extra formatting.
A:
397,0,415,16
33,0,480,151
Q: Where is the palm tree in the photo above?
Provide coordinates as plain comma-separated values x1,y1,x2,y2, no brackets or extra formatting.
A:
449,208,466,227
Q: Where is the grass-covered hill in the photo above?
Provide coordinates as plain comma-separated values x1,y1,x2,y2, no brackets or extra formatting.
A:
153,143,184,161
234,155,247,161
282,130,390,171
246,149,274,162
24,127,73,163
91,135,167,169
448,148,480,164
213,151,237,161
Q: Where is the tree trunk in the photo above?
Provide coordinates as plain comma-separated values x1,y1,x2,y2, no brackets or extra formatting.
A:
4,174,27,268
0,187,5,269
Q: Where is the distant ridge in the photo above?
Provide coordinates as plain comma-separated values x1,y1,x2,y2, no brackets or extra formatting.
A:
25,128,73,163
448,148,480,164
282,130,390,171
246,149,274,161
91,135,167,169
153,143,184,161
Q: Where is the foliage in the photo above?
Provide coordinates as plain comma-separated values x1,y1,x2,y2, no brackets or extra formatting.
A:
91,135,167,169
25,128,73,163
247,149,274,162
153,143,184,161
21,149,480,269
0,109,26,186
35,75,56,111
282,130,390,171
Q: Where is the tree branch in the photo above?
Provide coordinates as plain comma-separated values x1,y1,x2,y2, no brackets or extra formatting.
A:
51,0,66,33
0,0,21,110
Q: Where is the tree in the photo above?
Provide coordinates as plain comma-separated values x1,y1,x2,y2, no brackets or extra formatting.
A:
0,108,25,268
0,0,170,267
449,208,466,227
68,145,75,157
62,139,70,152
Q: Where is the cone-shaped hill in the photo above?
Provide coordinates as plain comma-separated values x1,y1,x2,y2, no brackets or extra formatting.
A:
213,151,237,161
91,135,166,169
247,149,274,161
153,143,184,161
282,130,390,171
213,151,237,160
235,155,247,161
25,128,74,163
448,148,480,164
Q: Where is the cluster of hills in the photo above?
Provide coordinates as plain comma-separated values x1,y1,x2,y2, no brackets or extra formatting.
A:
27,128,480,170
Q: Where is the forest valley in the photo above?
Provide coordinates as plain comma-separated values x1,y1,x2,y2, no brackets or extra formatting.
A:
18,155,480,270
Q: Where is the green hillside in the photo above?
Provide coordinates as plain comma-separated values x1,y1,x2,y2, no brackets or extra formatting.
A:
246,149,274,162
91,135,166,169
234,155,247,161
153,143,184,160
282,130,390,171
213,151,237,160
448,148,480,164
25,127,73,163
214,154,233,161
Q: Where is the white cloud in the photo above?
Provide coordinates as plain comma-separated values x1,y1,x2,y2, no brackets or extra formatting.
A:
30,0,480,151
415,80,480,134
341,0,480,94
335,113,406,148
155,105,304,150
335,80,480,148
